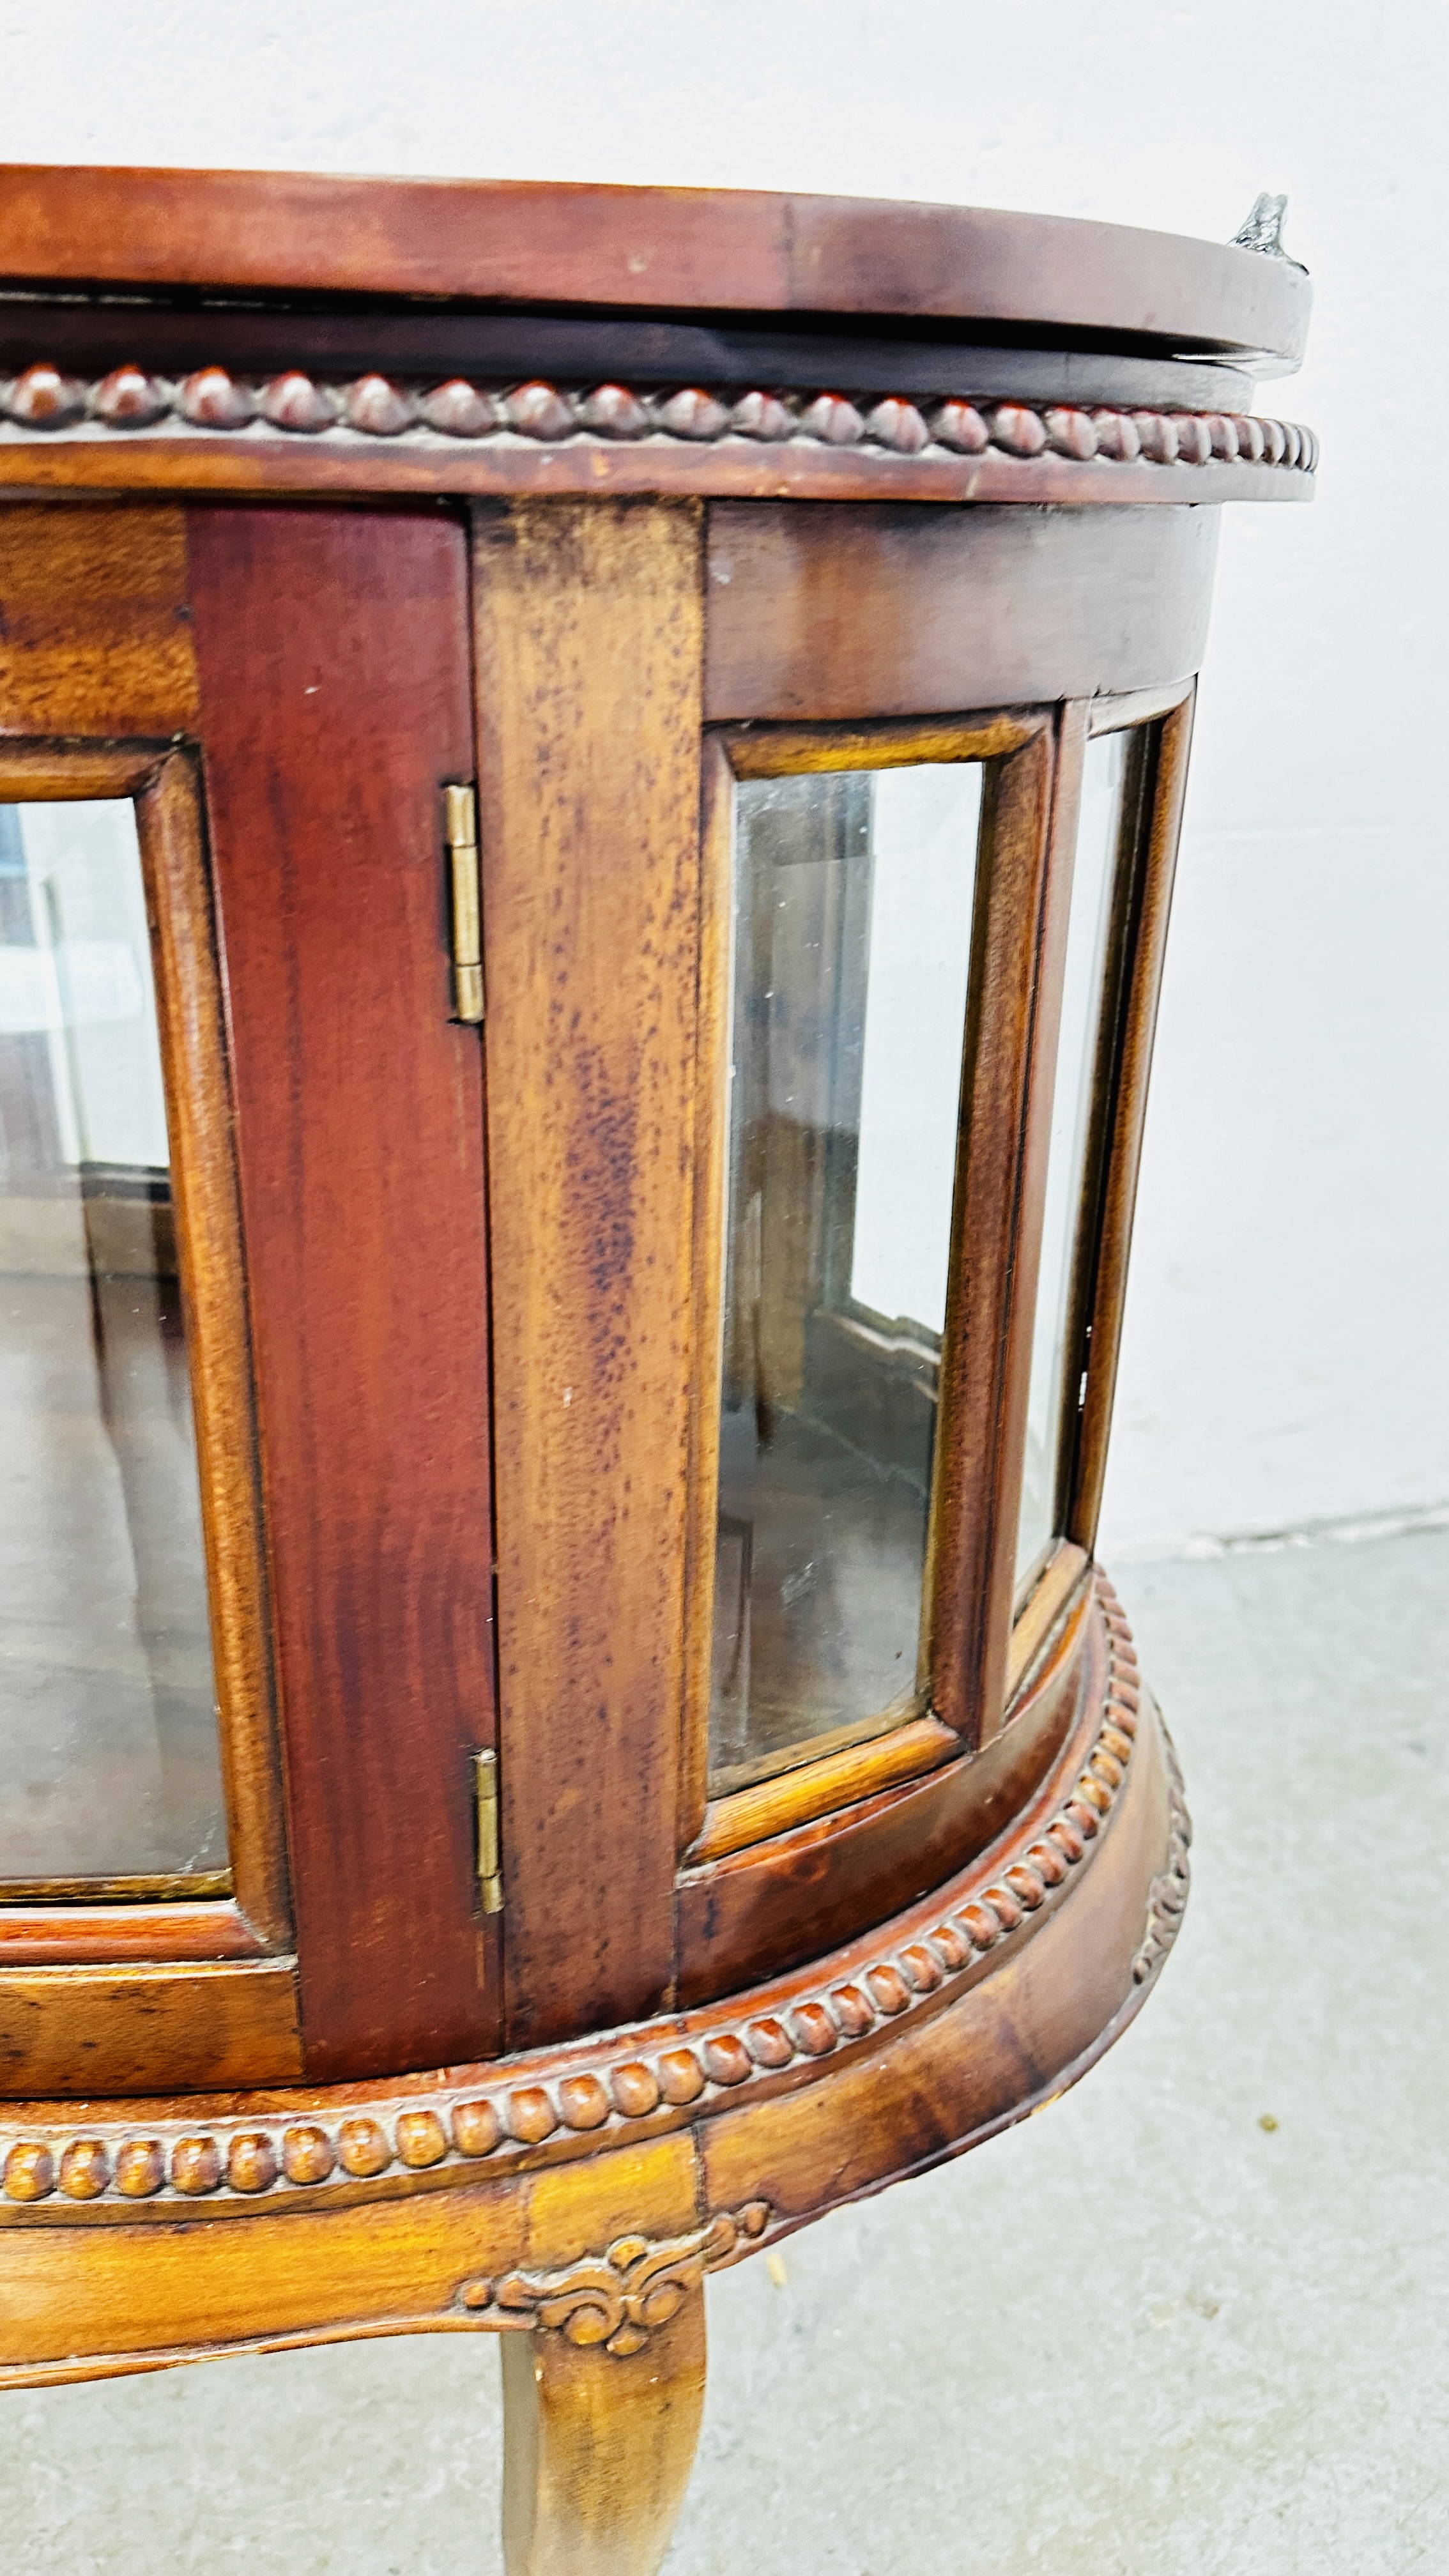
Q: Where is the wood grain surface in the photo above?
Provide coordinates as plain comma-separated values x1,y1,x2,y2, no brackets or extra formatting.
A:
502,2296,706,2576
473,500,705,2049
0,503,197,737
0,165,1311,365
187,505,496,2081
0,1903,265,1966
676,737,733,1860
0,1960,300,2096
704,502,1221,721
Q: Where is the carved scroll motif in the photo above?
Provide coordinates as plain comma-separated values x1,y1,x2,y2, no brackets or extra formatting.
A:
457,2202,772,2354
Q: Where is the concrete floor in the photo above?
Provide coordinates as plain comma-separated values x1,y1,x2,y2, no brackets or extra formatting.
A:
4,1529,1447,2573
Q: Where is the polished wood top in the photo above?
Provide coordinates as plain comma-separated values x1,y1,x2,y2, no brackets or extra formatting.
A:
0,165,1310,369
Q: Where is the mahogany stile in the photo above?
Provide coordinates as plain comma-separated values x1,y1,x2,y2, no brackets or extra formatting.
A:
472,499,705,2049
185,506,496,2079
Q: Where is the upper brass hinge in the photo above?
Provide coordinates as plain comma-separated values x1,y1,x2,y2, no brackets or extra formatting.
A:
473,1747,504,1915
444,781,483,1025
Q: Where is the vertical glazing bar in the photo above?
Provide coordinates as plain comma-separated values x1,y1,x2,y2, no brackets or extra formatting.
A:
1013,711,1126,1601
1069,690,1197,1549
921,725,1057,1749
141,755,291,1940
679,739,735,1855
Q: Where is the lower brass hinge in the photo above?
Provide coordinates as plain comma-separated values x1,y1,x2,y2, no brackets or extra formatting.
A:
473,1748,504,1915
444,781,484,1025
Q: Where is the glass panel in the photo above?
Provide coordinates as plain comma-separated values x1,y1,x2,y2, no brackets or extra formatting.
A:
0,800,227,1884
710,762,984,1791
1015,732,1127,1595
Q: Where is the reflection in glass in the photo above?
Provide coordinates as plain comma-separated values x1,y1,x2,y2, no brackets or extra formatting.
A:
710,763,983,1791
0,801,226,1883
1015,733,1127,1595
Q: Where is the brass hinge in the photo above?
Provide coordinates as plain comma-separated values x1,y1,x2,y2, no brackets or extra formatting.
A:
473,1748,504,1915
444,781,484,1025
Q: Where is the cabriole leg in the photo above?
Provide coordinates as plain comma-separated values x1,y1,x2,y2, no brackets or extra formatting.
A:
501,2292,707,2576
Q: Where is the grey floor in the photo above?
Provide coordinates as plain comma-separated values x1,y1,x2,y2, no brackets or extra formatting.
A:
6,1530,1448,2572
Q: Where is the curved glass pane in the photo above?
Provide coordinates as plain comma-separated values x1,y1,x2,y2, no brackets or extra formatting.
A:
0,800,226,1885
1015,733,1127,1595
709,762,983,1792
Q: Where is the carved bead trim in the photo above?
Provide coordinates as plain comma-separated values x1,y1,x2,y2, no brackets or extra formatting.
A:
455,2201,771,2353
0,364,1317,475
0,1580,1150,2212
1133,1732,1192,1984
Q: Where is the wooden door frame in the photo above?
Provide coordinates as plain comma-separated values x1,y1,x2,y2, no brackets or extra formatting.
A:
673,685,1197,1999
684,711,1055,1850
1065,686,1197,1550
0,498,498,2096
0,738,289,1958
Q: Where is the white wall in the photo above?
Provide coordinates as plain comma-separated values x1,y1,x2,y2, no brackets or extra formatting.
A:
4,0,1445,1554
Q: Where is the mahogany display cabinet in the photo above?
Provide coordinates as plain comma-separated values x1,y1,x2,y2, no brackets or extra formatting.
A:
0,165,1313,2571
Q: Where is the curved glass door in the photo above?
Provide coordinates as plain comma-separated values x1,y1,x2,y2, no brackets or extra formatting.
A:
709,760,984,1793
0,799,226,1888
